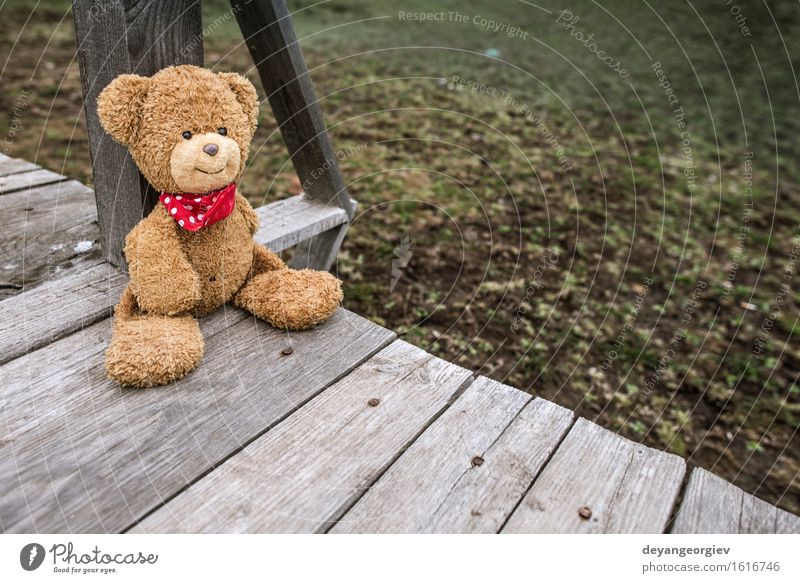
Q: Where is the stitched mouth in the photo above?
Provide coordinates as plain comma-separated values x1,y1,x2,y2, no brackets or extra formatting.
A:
196,166,226,175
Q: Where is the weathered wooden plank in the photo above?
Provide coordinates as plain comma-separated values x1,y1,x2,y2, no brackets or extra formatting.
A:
0,192,353,364
132,341,473,533
254,194,349,252
0,157,39,176
290,223,350,271
73,0,203,267
330,377,530,533
0,308,394,533
0,168,65,195
0,310,237,533
0,188,346,302
424,397,573,533
0,180,102,300
671,468,800,533
0,263,125,365
502,418,686,533
332,377,572,533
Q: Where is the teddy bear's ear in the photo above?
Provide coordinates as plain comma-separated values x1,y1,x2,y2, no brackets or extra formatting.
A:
219,72,259,133
96,74,151,146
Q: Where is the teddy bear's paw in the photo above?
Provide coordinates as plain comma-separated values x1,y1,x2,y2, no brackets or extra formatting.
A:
105,315,204,388
234,268,343,330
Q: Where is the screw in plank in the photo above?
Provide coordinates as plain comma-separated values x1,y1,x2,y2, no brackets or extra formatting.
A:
578,506,592,520
471,456,484,467
280,346,294,356
367,398,380,407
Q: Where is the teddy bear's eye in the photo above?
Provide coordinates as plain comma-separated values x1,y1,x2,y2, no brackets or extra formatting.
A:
217,127,227,136
182,131,192,140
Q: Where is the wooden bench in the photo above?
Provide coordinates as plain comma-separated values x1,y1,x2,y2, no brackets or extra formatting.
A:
0,0,797,534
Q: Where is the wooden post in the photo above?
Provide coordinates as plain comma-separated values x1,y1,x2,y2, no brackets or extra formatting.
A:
231,0,353,270
73,0,203,268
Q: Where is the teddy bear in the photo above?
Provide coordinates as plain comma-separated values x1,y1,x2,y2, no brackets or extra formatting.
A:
96,65,343,388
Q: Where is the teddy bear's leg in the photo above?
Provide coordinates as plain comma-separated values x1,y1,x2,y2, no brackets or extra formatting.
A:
105,286,205,387
233,244,343,330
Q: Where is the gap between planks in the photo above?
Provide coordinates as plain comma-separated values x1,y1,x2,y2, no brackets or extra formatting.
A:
0,168,67,195
320,373,477,533
0,156,41,177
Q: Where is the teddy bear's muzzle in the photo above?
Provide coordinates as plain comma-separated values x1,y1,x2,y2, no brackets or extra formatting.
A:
170,133,241,193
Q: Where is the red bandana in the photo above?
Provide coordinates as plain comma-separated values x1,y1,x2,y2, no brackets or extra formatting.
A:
160,183,236,232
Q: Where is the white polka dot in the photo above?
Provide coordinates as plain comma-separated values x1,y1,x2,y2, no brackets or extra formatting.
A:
189,216,195,223
176,195,182,200
198,214,204,220
186,205,193,210
179,219,185,226
170,207,177,215
194,198,201,202
212,196,218,202
164,197,170,204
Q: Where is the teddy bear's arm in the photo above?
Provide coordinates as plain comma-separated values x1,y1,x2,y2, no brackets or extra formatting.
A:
124,207,201,316
251,244,287,274
236,192,260,236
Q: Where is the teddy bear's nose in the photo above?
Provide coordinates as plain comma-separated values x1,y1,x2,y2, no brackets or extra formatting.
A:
203,143,219,156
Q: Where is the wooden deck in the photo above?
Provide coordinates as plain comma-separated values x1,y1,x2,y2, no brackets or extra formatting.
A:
1,155,798,534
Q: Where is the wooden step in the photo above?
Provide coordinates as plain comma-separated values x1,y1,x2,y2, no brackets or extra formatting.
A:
331,377,573,533
252,192,350,251
672,468,800,533
0,183,350,364
0,167,66,195
0,156,40,176
502,418,686,533
0,180,102,302
0,307,393,533
132,341,473,533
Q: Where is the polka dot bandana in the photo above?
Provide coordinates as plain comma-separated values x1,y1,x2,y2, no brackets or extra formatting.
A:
159,182,237,232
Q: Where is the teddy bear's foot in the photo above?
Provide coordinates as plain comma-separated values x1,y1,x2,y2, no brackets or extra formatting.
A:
233,268,343,330
105,310,204,388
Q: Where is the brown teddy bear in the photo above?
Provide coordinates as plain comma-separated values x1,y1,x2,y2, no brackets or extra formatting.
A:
97,65,343,388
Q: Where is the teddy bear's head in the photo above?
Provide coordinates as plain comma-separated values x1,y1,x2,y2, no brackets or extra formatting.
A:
97,65,259,194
